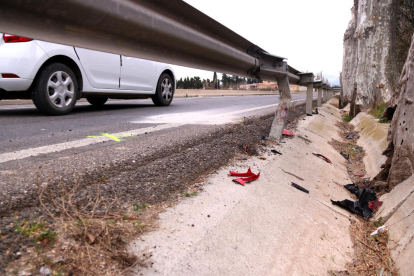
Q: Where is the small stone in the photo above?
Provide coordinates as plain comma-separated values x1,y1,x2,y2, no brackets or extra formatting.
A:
40,266,52,275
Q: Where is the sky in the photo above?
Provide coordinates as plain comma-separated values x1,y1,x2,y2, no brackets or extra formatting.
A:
172,0,353,85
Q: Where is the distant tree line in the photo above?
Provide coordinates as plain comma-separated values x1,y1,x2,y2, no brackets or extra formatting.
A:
177,71,263,89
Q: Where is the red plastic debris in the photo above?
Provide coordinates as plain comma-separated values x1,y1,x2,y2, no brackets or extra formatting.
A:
312,153,332,164
232,172,261,186
354,174,364,177
229,167,255,177
283,129,295,136
369,200,383,211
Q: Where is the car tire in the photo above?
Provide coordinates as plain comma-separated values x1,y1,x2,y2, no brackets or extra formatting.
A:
32,63,78,115
87,97,108,106
152,73,174,106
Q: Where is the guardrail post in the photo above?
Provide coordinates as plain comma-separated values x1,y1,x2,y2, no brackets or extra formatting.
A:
269,75,291,139
317,87,322,107
321,83,327,104
298,73,314,116
306,82,314,115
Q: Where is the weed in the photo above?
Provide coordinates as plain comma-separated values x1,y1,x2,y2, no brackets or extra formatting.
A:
134,221,148,228
13,216,56,244
374,217,383,227
370,103,391,123
133,204,148,211
181,191,198,197
343,114,352,122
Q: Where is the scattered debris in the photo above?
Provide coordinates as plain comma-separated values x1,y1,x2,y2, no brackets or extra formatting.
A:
229,167,255,177
262,136,269,140
282,129,295,136
229,168,260,186
344,183,359,194
282,169,304,181
370,226,388,236
271,150,282,155
291,182,309,194
240,157,247,161
312,153,332,164
331,187,379,219
354,174,364,177
232,173,261,186
297,135,312,144
340,151,350,160
312,108,319,114
369,200,383,211
346,131,357,139
258,156,267,160
355,148,363,153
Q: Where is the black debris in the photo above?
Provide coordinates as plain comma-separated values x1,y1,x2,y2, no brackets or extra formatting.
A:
271,150,282,155
340,151,350,160
291,182,309,194
331,187,377,219
262,136,269,140
346,131,357,139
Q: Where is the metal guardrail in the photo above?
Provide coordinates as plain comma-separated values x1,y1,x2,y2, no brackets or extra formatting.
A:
0,0,330,138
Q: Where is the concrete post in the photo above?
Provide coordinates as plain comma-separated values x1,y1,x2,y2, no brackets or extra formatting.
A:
306,82,314,115
269,75,291,139
317,87,322,107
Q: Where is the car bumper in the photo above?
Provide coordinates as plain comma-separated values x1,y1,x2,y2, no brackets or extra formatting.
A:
0,38,48,91
0,78,33,91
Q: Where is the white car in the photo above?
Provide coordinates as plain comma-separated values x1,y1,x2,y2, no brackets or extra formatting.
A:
0,33,176,115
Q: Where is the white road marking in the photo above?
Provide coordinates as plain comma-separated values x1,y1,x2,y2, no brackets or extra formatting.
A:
131,99,305,125
0,123,184,164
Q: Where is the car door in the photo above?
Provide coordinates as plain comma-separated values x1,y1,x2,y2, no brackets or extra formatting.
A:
120,56,157,91
74,47,120,89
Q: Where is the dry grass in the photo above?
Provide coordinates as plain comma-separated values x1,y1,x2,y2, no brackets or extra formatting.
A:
343,219,397,275
4,180,160,276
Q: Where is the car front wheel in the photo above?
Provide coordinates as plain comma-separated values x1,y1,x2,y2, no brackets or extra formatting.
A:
32,63,78,115
152,73,174,106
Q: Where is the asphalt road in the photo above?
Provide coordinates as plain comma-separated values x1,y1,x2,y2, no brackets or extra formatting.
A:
0,94,310,159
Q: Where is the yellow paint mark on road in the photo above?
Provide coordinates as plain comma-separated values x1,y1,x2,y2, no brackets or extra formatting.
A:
87,133,136,142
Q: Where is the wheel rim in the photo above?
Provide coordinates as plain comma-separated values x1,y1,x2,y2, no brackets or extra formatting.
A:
47,71,74,108
161,78,172,102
